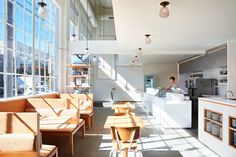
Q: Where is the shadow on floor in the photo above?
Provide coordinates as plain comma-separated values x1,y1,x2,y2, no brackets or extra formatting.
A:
142,151,183,157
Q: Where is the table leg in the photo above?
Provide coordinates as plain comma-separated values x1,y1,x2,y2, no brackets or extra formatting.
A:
82,122,85,138
121,149,128,157
68,134,74,156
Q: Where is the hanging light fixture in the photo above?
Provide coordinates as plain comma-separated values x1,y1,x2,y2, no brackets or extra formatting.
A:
145,34,151,44
85,0,90,55
71,0,77,42
137,48,143,55
38,0,48,19
71,34,77,42
159,1,170,18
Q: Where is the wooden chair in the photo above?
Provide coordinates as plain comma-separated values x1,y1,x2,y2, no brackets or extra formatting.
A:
109,126,143,157
114,107,135,116
65,97,94,129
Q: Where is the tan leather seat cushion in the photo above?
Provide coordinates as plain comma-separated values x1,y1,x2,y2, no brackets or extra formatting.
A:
25,108,79,117
40,117,78,131
0,134,35,152
40,144,57,157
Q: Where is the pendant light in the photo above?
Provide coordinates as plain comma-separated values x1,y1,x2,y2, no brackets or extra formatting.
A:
38,0,48,19
85,0,90,55
145,34,151,44
71,0,77,42
159,1,170,18
137,48,143,56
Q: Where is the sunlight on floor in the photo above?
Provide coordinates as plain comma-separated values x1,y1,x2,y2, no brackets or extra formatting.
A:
94,103,219,157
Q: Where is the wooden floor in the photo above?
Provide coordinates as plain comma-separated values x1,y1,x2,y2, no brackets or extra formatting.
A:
42,103,219,157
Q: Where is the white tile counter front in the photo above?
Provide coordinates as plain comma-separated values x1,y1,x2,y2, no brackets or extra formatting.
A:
199,97,236,157
143,93,192,128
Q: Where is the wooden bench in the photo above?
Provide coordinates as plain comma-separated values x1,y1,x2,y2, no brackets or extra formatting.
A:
0,112,58,157
25,98,85,156
59,94,94,129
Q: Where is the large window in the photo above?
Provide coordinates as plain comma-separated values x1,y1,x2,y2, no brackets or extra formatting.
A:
0,0,59,98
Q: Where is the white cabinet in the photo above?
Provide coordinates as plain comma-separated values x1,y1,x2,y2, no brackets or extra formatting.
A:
199,98,236,157
143,93,192,128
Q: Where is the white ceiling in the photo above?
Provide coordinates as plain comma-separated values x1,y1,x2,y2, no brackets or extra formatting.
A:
112,0,236,54
117,54,194,65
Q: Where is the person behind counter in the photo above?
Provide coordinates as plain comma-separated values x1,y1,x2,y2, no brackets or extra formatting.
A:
166,76,177,90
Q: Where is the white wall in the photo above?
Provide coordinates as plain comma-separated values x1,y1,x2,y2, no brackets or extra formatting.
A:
143,63,178,88
179,68,228,96
92,58,178,101
227,41,236,95
93,65,143,101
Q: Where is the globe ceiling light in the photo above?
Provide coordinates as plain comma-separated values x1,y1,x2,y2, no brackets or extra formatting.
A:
71,34,77,42
145,34,151,44
136,48,143,56
159,1,170,18
38,0,48,19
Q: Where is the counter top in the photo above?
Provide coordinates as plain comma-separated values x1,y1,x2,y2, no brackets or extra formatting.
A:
199,97,236,107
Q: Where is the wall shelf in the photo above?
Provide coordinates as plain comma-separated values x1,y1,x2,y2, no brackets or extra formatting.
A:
66,64,92,69
67,75,90,78
66,86,92,89
66,55,93,94
204,109,223,141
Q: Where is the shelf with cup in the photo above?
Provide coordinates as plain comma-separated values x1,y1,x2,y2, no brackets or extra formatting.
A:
204,109,223,140
218,67,227,85
66,54,93,94
66,64,92,69
66,85,92,89
229,116,236,149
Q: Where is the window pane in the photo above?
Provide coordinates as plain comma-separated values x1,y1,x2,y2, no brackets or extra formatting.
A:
40,61,44,76
0,23,4,42
0,74,4,98
16,0,24,7
25,12,32,33
16,75,25,96
16,52,24,74
7,1,14,25
0,0,4,22
45,61,49,76
25,0,32,12
25,75,33,95
49,77,54,92
25,55,32,75
15,5,24,30
34,58,39,75
16,29,24,52
25,33,32,54
35,76,40,94
0,47,4,73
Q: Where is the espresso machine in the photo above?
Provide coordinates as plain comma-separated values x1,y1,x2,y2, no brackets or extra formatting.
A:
185,78,218,129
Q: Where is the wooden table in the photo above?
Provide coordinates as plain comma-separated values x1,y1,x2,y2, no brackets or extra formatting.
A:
104,116,144,157
111,104,135,110
40,116,85,156
104,116,144,128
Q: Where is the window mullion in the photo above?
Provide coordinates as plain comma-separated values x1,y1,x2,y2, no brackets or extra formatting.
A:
32,0,35,95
